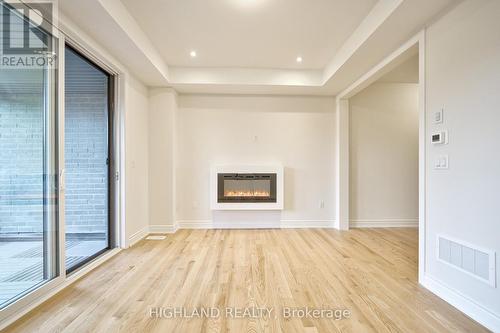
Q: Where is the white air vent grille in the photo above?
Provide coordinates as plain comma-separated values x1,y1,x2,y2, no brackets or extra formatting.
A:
437,235,496,287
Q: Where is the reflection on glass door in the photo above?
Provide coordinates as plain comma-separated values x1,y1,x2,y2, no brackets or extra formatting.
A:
64,46,112,273
0,2,59,308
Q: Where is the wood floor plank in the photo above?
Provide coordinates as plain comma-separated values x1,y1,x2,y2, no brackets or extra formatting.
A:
4,228,489,333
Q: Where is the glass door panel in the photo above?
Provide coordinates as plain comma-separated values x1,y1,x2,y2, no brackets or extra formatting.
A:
0,2,59,309
64,46,111,273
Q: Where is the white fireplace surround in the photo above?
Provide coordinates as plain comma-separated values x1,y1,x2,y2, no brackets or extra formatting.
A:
210,165,284,210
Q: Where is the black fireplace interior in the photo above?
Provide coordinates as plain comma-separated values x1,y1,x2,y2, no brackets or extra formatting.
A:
217,173,277,203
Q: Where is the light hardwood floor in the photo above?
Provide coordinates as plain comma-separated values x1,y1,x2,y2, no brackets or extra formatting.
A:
6,228,487,333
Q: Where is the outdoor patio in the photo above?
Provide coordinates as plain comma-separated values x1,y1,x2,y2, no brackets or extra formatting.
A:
0,238,107,307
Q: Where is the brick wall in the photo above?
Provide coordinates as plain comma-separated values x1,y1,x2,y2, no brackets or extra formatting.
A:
64,93,108,235
0,93,44,234
0,91,108,236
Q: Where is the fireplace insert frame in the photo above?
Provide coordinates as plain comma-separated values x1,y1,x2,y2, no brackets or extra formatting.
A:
217,173,277,203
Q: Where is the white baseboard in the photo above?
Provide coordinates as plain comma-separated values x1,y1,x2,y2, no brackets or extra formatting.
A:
179,220,280,229
132,219,414,236
177,220,212,229
127,226,149,248
215,222,278,229
421,275,500,332
127,225,177,247
176,219,336,229
149,224,177,234
131,219,417,234
350,218,418,228
280,220,335,228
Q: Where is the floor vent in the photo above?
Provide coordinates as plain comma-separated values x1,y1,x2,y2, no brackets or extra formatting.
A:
437,235,496,287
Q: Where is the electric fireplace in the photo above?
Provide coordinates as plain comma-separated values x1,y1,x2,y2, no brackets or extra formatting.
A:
210,165,284,210
217,173,277,203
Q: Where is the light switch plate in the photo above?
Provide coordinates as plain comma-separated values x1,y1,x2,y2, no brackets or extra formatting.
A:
434,155,449,169
434,108,444,124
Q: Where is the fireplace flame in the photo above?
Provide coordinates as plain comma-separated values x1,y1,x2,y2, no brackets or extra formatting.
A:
224,190,270,197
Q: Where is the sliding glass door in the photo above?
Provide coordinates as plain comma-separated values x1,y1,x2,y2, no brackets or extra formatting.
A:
0,2,117,318
0,1,59,309
64,45,113,273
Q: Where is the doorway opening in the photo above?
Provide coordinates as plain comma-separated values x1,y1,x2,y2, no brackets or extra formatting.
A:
349,54,419,229
335,34,425,280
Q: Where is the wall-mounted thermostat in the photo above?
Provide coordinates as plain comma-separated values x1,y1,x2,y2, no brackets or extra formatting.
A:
431,130,448,145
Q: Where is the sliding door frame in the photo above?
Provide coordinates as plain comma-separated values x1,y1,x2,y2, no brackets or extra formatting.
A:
0,1,64,324
63,43,116,274
0,10,125,328
60,34,123,271
42,48,59,281
60,32,124,252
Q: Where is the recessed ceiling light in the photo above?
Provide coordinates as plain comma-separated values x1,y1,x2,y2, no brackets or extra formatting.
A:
190,50,197,58
296,56,303,63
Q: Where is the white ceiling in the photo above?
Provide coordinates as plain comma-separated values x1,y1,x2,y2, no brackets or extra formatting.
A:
58,0,458,95
120,0,377,69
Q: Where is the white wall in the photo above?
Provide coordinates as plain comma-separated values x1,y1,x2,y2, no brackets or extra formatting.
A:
176,95,336,227
148,88,177,232
349,82,419,227
124,74,150,244
423,0,500,329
